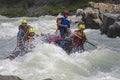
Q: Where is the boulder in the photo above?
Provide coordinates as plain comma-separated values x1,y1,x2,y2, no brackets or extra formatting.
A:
88,2,120,13
43,78,52,80
100,13,120,34
0,75,22,80
76,9,83,17
82,7,102,29
107,22,120,38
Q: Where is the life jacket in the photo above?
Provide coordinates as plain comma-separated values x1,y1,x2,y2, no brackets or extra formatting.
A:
27,36,33,40
21,32,35,43
27,32,35,39
56,18,62,30
60,18,70,28
19,25,29,34
24,33,35,50
73,30,87,44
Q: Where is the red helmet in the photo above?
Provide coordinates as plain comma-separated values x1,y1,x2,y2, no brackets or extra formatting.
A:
63,10,69,15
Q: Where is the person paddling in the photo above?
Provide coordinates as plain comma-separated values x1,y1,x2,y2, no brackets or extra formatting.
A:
57,10,71,38
72,23,88,52
17,26,35,50
17,20,31,46
6,27,36,60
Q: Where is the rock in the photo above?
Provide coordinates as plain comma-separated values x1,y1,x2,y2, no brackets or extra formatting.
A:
92,18,102,29
100,13,120,38
81,7,102,29
88,2,120,13
100,13,120,34
107,22,120,38
43,78,52,80
76,9,83,17
0,75,22,80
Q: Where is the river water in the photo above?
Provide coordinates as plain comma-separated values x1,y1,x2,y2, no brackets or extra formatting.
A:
0,15,120,80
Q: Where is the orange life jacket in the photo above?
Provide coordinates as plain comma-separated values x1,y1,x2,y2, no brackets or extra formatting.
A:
73,30,87,44
56,18,62,30
25,32,35,41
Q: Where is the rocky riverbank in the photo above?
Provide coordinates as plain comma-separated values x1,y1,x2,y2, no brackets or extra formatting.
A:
76,2,120,38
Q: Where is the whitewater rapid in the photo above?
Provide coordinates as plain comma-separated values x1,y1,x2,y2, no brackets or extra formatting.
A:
0,15,120,80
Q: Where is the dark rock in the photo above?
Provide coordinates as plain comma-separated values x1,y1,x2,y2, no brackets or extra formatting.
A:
100,13,120,38
100,13,120,35
107,22,120,38
117,16,120,21
43,78,52,80
0,75,22,80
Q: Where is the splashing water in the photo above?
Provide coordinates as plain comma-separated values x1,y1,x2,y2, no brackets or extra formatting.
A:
0,15,120,80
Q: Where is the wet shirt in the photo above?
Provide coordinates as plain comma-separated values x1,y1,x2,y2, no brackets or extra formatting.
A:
73,30,87,44
60,18,70,29
17,25,30,41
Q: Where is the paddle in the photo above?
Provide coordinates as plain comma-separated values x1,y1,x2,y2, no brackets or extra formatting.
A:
73,33,98,48
87,41,97,48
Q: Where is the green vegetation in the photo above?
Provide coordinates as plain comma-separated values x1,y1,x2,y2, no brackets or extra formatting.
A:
44,1,87,15
45,0,107,15
0,0,117,17
0,8,27,17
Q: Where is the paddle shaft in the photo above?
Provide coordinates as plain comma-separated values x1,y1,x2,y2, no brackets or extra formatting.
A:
73,33,97,48
88,42,97,48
